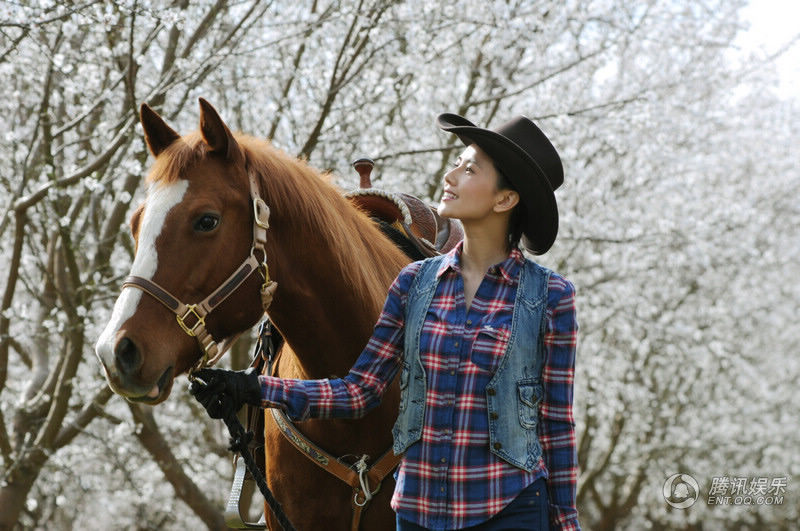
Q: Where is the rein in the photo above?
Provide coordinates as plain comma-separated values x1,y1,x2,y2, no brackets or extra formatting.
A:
220,406,296,531
123,173,273,374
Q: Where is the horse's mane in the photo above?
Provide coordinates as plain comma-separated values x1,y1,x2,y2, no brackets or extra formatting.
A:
147,131,409,316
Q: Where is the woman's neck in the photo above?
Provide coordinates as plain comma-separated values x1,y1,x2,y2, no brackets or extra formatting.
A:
460,222,510,276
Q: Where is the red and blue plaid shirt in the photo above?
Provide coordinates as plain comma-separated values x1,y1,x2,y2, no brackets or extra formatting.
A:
260,243,580,530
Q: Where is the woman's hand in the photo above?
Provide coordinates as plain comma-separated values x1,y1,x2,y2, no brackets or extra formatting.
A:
189,367,262,419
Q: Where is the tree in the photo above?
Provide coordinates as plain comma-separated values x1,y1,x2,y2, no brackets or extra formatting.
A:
1,0,797,528
0,1,271,527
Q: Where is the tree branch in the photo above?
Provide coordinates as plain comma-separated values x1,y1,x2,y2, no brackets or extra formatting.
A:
12,116,136,213
53,386,115,448
128,403,227,529
0,213,27,450
467,47,608,109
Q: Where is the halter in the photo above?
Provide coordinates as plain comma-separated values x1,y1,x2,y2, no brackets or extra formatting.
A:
122,172,273,374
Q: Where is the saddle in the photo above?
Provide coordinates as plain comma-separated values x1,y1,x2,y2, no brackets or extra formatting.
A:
345,159,463,260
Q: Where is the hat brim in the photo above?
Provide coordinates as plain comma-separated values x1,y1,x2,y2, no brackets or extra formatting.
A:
438,114,558,254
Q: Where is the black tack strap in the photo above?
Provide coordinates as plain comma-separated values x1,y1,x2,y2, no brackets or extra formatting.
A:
221,412,296,531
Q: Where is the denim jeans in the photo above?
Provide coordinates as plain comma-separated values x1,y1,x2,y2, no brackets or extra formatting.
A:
396,477,549,530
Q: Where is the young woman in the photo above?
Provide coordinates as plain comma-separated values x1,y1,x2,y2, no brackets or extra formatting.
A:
192,113,580,530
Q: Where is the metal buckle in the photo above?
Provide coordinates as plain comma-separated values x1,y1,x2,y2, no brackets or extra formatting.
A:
177,304,205,336
253,198,270,229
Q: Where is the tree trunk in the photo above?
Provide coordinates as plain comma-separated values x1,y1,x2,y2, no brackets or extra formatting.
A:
128,403,227,530
0,450,47,530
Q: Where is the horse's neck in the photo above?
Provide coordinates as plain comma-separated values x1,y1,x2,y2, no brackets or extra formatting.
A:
267,208,404,379
275,305,377,379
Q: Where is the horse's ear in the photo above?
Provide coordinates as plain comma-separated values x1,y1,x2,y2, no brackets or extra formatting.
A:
140,103,180,157
198,98,240,161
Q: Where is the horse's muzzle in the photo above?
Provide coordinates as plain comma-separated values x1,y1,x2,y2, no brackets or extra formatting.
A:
115,336,142,376
95,335,173,402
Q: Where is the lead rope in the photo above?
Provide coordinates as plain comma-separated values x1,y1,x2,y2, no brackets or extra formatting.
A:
220,409,296,531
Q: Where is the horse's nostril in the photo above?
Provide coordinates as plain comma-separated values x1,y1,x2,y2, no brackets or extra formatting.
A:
114,337,141,375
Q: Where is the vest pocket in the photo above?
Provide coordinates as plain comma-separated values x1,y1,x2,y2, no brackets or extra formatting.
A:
517,379,543,429
397,363,410,412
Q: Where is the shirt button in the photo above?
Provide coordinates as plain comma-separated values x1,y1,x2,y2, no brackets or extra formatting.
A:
449,370,456,376
466,319,472,326
493,442,502,450
440,487,445,492
453,341,460,348
440,457,447,463
490,412,499,420
487,388,496,396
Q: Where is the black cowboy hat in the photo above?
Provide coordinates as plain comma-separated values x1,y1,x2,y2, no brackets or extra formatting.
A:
437,113,563,254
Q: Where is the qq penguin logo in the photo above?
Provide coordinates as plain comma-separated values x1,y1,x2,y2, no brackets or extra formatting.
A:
663,473,699,509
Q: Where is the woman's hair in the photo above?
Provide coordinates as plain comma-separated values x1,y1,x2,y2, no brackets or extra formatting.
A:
496,169,526,250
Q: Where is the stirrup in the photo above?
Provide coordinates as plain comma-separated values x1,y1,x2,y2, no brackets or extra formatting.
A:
224,455,267,529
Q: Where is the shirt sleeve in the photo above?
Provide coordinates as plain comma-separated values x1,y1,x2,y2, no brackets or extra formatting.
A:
539,276,580,530
256,262,419,421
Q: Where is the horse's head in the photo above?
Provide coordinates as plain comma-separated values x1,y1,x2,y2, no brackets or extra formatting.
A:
95,99,266,403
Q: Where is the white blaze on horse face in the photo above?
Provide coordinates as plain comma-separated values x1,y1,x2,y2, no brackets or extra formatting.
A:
95,180,190,370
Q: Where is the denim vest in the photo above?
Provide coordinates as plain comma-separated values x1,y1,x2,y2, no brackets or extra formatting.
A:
392,255,551,471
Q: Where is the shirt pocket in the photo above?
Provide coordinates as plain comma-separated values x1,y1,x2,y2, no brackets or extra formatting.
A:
470,325,510,373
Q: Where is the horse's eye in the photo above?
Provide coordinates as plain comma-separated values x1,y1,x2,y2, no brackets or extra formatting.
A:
194,213,220,232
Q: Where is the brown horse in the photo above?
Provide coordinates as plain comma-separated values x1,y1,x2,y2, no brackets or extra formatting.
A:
95,99,410,529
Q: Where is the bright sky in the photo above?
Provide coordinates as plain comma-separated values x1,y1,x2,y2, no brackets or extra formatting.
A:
735,0,800,99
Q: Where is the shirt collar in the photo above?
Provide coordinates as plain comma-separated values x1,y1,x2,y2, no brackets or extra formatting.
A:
436,241,525,284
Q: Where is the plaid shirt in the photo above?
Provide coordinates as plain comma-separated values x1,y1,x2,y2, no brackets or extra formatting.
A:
260,243,580,530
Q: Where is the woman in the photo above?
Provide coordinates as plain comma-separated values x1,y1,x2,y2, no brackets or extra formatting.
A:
193,113,580,530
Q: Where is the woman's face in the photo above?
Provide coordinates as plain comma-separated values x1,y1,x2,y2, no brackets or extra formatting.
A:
437,144,507,223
